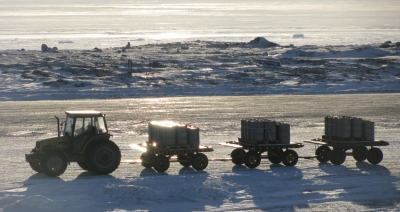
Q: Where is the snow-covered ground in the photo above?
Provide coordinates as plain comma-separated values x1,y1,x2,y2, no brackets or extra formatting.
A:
1,38,400,101
0,95,399,211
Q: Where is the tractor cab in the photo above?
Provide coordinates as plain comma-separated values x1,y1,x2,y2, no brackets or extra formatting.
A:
62,111,108,153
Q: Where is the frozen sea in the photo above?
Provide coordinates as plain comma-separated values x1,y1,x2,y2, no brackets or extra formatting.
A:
1,0,400,50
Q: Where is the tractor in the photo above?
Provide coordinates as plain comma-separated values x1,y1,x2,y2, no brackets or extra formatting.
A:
25,111,121,177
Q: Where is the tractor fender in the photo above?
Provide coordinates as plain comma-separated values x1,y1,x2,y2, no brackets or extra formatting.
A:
80,134,111,154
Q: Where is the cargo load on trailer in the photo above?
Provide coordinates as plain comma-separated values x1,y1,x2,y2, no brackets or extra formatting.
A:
131,121,213,172
305,116,388,166
148,121,200,148
240,118,290,144
221,118,303,168
323,116,375,141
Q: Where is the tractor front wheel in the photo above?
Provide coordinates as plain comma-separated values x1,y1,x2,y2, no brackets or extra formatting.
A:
28,152,42,173
41,151,68,177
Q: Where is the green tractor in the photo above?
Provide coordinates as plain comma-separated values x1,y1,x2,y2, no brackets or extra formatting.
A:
25,111,121,177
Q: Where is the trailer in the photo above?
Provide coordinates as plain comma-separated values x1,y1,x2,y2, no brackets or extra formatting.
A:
130,142,214,172
219,138,304,168
304,139,389,165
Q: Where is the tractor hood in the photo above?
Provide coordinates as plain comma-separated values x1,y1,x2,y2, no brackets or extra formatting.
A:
35,136,70,153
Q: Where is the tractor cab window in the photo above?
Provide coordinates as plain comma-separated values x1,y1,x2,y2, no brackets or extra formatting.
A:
74,117,94,137
64,117,74,136
94,117,107,134
74,118,84,136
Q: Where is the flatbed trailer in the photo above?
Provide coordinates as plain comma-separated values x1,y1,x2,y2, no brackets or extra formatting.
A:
304,139,389,165
129,142,214,172
219,138,304,168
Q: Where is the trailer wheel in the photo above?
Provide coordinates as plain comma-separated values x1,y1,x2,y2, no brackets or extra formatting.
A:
316,146,331,163
330,148,346,165
231,148,245,165
244,151,261,168
153,155,170,172
367,148,383,165
140,152,156,168
268,149,283,164
352,146,368,162
191,153,209,171
282,150,299,166
178,153,194,167
40,151,68,177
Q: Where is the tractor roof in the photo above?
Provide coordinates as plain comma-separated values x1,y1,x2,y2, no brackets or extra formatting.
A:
65,110,103,117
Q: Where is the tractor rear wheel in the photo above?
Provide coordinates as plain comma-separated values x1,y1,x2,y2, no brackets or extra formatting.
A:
77,162,90,171
41,151,68,177
88,140,121,175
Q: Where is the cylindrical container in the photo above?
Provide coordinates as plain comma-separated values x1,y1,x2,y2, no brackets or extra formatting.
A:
324,116,330,137
241,119,246,140
339,117,351,139
241,119,249,140
329,117,335,137
277,123,290,144
158,124,176,146
248,119,254,141
351,117,363,139
362,121,375,141
188,126,200,148
252,120,264,141
334,116,340,138
176,124,188,145
264,120,276,141
148,122,156,143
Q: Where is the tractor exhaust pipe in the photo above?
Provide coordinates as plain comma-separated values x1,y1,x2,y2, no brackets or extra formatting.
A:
55,116,60,137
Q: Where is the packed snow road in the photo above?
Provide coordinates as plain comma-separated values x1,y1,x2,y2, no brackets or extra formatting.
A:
0,94,399,211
